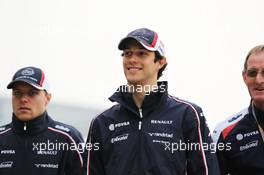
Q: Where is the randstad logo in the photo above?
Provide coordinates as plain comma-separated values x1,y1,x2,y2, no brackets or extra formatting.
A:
109,122,130,131
35,163,58,169
21,68,34,76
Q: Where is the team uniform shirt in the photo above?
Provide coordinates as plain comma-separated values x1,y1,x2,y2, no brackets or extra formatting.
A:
85,81,220,175
213,102,264,175
0,111,84,175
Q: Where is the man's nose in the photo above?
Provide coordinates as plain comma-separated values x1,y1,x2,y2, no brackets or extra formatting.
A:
18,93,31,101
255,72,264,84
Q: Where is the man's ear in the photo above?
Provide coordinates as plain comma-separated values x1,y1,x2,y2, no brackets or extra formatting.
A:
45,93,52,106
242,70,247,84
157,57,167,69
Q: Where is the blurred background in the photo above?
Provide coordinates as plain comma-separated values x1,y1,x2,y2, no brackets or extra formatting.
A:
0,0,264,137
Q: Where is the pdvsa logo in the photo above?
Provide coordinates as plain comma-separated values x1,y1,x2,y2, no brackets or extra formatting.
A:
236,134,243,141
1,150,15,155
109,122,130,131
236,130,259,141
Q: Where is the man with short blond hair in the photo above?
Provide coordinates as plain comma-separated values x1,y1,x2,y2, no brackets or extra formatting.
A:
0,66,84,175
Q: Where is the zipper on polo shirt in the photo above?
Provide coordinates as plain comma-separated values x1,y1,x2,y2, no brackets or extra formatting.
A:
139,121,142,130
138,108,143,130
137,108,143,174
24,122,27,131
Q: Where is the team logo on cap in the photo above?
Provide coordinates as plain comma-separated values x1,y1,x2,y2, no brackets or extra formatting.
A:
21,68,35,76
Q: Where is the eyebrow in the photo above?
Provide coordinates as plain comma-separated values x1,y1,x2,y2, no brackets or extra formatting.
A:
247,68,264,70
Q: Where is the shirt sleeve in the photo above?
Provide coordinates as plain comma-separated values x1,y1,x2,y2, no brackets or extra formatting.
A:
83,118,105,175
215,132,231,175
183,105,220,175
65,127,85,175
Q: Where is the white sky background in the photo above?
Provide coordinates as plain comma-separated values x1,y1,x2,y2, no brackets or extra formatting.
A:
0,0,263,130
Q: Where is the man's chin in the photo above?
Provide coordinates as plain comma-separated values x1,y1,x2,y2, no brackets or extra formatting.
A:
127,79,141,85
16,114,35,121
252,96,264,106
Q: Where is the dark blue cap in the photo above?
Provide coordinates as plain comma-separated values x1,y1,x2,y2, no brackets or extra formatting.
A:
7,66,50,92
118,28,165,56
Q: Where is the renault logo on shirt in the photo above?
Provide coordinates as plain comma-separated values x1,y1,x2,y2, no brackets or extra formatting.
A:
150,120,172,125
